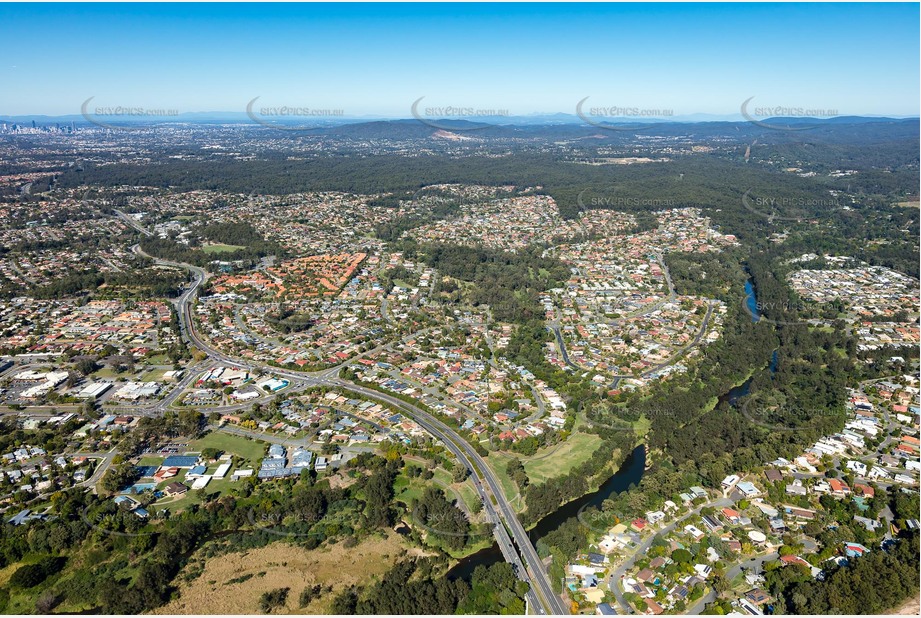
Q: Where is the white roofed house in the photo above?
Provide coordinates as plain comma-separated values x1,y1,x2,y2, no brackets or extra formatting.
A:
213,462,232,479
845,460,868,475
231,469,254,481
736,481,761,498
268,444,286,458
645,510,666,525
868,466,890,480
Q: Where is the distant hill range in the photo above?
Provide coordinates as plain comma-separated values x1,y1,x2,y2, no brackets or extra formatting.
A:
1,112,917,141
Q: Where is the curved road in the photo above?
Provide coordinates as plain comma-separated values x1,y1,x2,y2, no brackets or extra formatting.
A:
607,496,732,614
550,302,715,389
140,247,568,615
685,551,779,615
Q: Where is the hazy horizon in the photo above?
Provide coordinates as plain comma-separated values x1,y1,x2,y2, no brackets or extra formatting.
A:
4,110,920,122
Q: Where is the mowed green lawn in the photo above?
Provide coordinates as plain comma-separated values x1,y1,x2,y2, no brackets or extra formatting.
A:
90,366,121,379
140,368,169,382
189,431,267,464
394,473,424,504
488,430,604,502
484,451,523,503
455,479,482,514
201,243,246,254
394,467,477,513
519,431,603,484
142,353,171,364
151,464,240,511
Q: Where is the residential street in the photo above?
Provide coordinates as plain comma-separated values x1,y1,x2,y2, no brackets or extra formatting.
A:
608,496,734,614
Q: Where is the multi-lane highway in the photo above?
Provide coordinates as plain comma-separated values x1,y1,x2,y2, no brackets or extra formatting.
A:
326,378,567,615
143,249,568,615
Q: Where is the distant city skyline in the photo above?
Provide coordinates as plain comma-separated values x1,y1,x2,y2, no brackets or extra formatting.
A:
1,2,918,117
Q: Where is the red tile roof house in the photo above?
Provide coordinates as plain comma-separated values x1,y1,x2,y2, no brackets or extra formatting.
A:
631,518,649,532
787,507,815,521
153,467,179,482
745,589,771,605
644,598,664,615
721,507,741,524
780,555,810,568
829,479,851,496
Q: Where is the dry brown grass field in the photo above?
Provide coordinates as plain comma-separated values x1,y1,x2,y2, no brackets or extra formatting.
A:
152,532,424,614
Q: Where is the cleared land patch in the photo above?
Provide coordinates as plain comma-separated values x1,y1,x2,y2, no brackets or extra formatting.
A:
189,431,267,464
153,533,411,615
490,429,603,489
201,243,246,254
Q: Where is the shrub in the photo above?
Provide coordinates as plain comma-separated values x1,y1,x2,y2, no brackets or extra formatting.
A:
9,557,66,589
299,584,323,607
259,587,289,613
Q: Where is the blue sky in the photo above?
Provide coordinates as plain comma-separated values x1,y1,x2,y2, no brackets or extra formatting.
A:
0,3,918,117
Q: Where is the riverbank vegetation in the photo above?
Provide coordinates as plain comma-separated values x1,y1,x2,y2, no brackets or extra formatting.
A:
35,120,920,613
